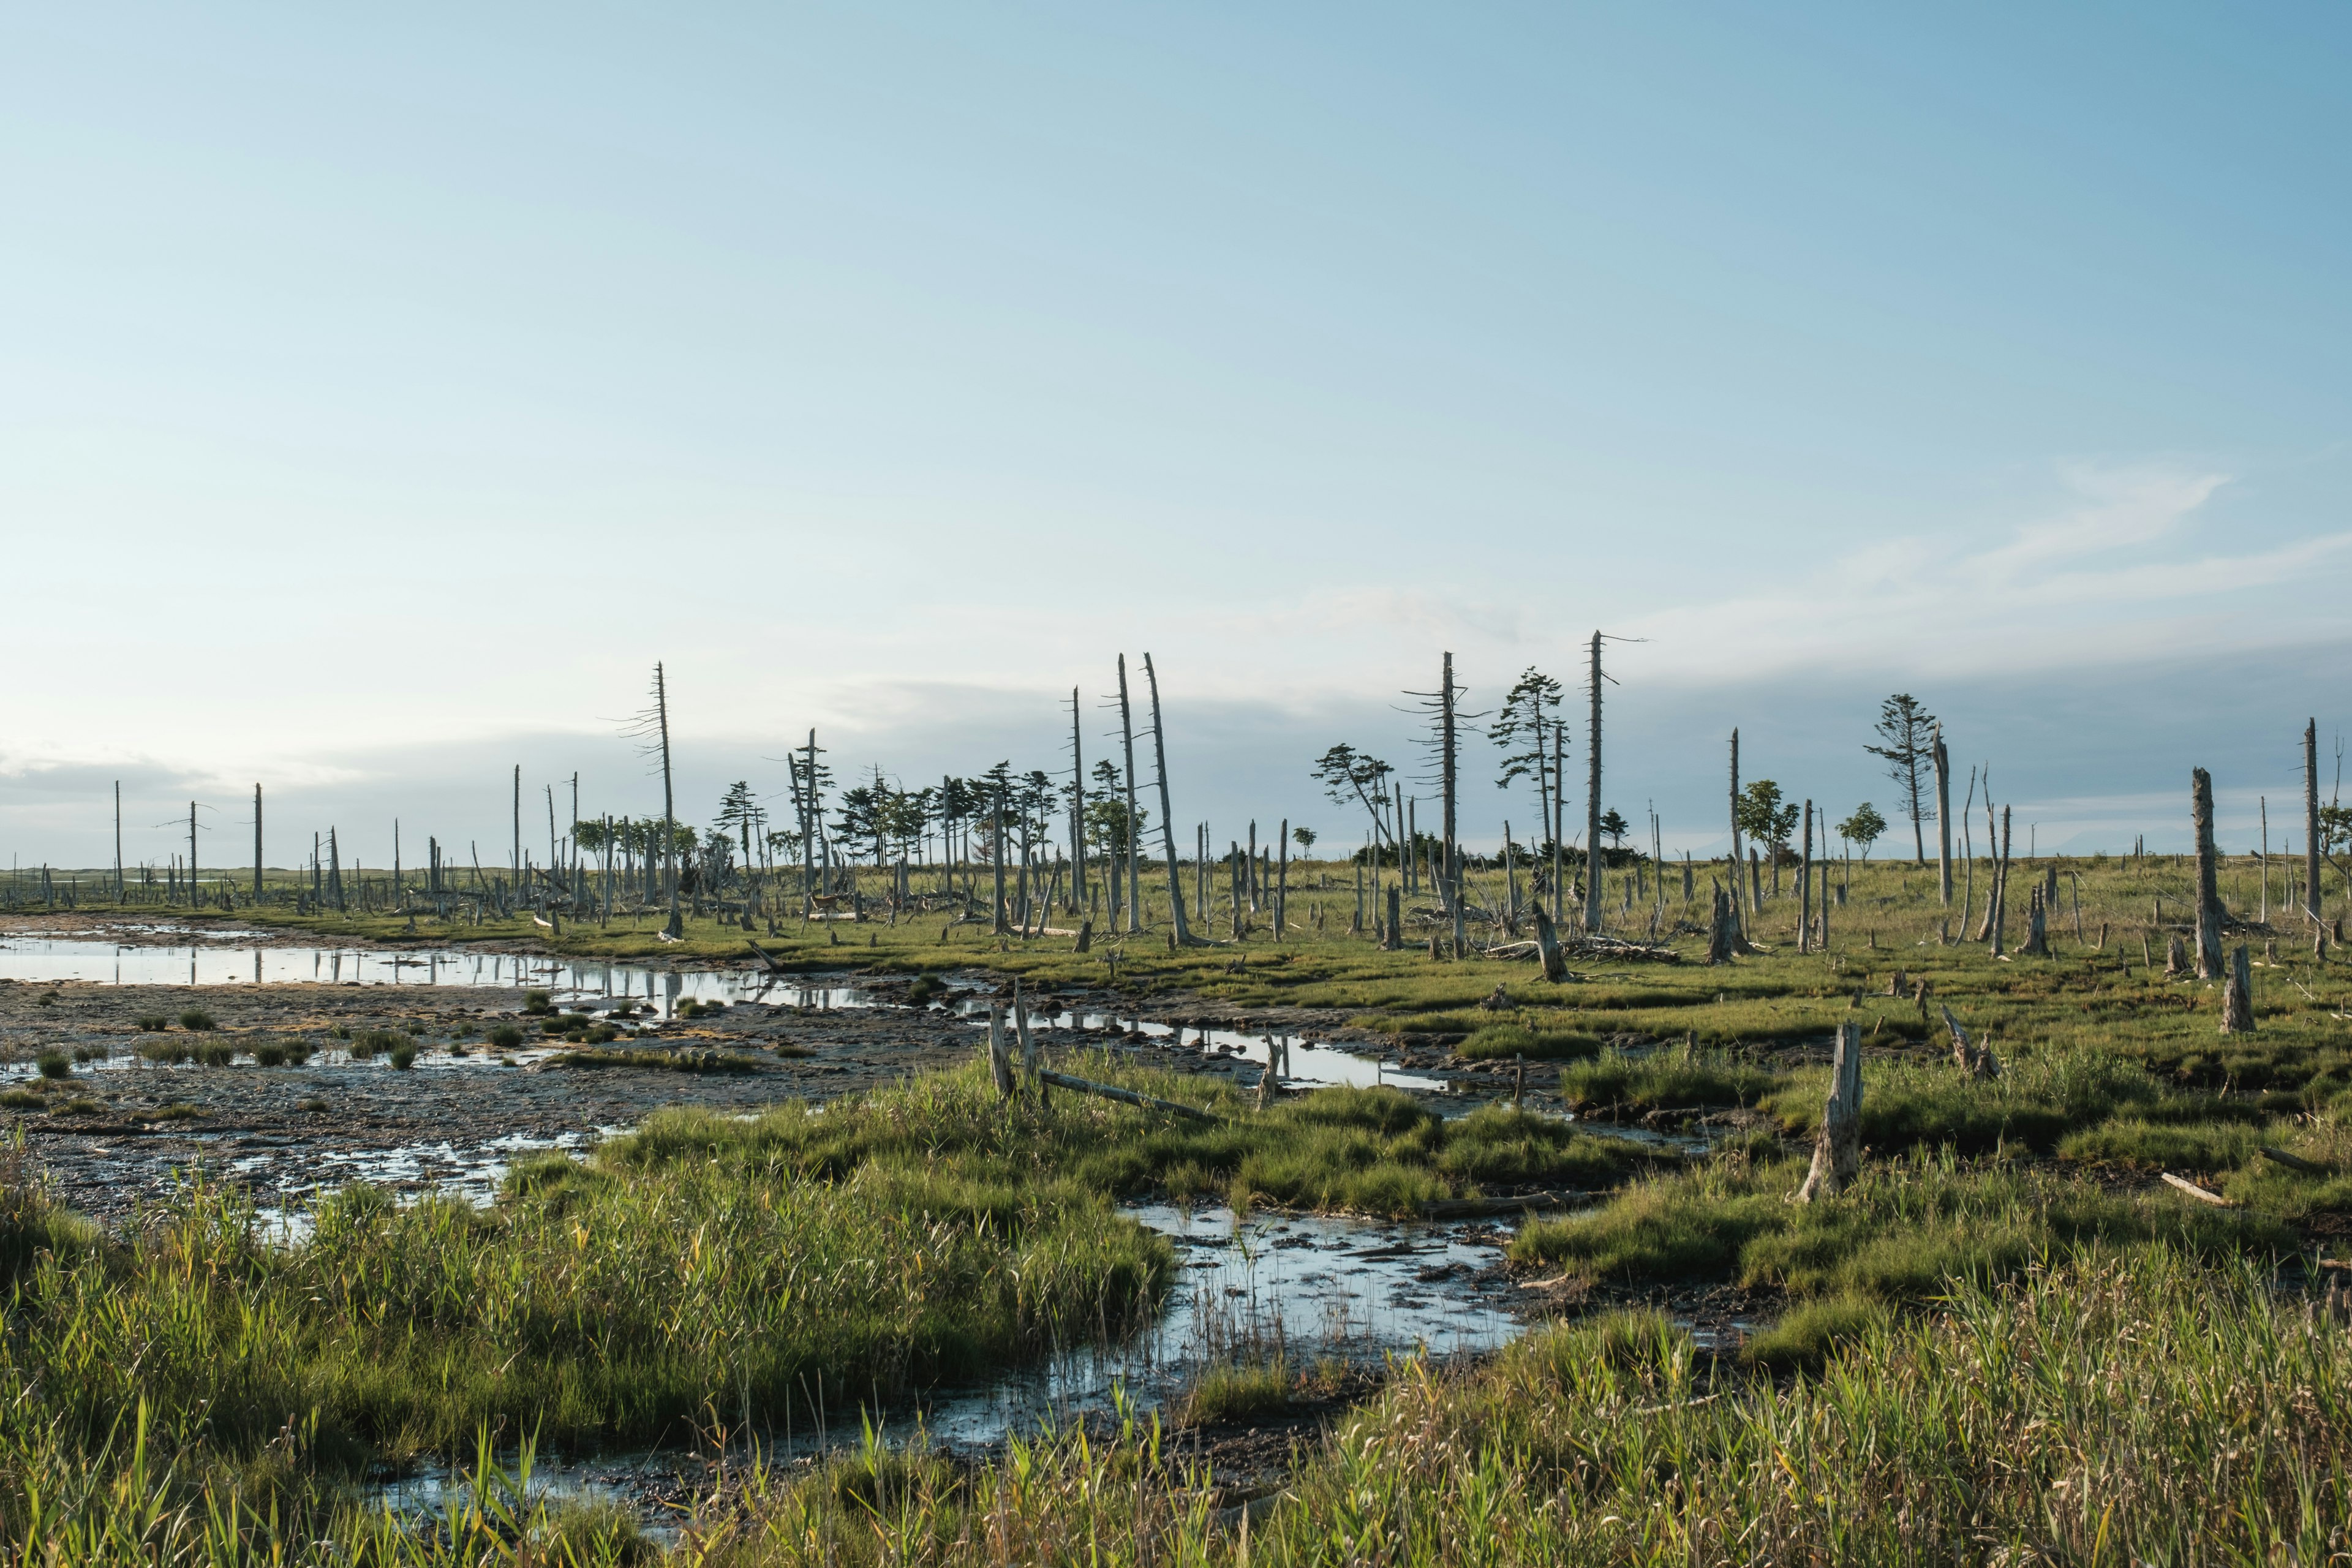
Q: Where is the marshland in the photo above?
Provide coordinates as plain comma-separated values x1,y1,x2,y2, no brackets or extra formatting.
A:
2,674,2351,1564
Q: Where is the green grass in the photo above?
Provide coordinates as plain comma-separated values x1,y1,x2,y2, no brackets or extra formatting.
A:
1512,1148,2296,1302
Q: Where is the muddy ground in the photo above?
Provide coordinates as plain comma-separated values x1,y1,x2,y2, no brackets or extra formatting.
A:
0,915,1548,1221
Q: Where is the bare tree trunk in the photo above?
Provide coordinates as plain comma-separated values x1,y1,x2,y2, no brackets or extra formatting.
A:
1118,656,1143,934
1934,727,1953,905
2193,767,2223,979
1276,818,1289,940
992,796,1009,934
2307,718,2324,924
1586,632,1604,932
1990,807,2012,956
1069,687,1087,912
249,784,260,902
654,664,684,940
1551,719,1567,920
1728,730,1746,930
1384,884,1403,951
1796,1020,1862,1202
2221,943,2256,1033
1140,654,1197,944
1798,799,1814,953
1439,653,1458,921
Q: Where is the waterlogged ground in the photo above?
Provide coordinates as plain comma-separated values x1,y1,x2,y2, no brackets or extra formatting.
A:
0,914,1618,1534
0,916,1580,1221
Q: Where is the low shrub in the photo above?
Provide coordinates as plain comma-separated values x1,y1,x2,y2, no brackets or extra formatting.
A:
487,1024,524,1050
176,1009,216,1032
35,1053,70,1080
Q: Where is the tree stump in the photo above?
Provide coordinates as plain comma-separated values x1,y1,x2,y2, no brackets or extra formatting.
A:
2165,933,2189,977
1796,1020,1863,1202
2021,886,2051,957
1705,888,1736,965
2222,944,2256,1034
1532,905,1569,982
1384,886,1403,952
1942,1004,1999,1078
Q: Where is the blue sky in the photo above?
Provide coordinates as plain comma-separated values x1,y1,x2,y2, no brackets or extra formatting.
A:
5,4,2351,869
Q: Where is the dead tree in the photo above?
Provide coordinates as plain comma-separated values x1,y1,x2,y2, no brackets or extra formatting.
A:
1586,632,1605,933
1933,725,1953,906
2021,884,2051,957
2193,767,2224,979
1941,1004,1999,1079
2165,933,2190,977
1728,729,1747,928
1706,886,1736,965
987,1004,1016,1097
1532,903,1569,981
1118,657,1144,933
1140,654,1199,943
1384,884,1403,951
1795,801,1812,954
2307,719,2324,924
1989,806,2013,956
1796,1020,1863,1202
2222,944,2256,1033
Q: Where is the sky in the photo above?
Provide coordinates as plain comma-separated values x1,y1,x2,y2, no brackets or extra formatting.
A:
5,2,2351,871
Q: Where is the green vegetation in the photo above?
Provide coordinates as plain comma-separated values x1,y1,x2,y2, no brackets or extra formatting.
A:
175,1008,216,1031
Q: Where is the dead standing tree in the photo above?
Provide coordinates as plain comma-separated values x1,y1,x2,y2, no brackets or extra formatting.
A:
1140,653,1200,946
620,663,687,940
1402,654,1477,957
2307,719,2324,924
2192,767,2225,979
1117,657,1144,935
1795,1020,1863,1202
1932,725,1953,906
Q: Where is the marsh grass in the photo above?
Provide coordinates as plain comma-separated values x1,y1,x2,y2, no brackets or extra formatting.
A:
1512,1147,2295,1300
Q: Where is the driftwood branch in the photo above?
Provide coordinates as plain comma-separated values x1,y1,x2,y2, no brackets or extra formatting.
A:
2160,1171,2235,1207
1036,1069,1222,1122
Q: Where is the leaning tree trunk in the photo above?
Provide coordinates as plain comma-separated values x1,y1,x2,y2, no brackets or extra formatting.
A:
1140,654,1198,944
1796,1020,1863,1202
2193,767,2224,979
2221,943,2256,1033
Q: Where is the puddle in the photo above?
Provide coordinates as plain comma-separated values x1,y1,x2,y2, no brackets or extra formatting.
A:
952,1001,1439,1092
916,1202,1515,1450
0,935,865,1014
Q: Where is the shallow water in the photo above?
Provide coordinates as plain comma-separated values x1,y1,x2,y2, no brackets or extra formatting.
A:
1,931,1433,1087
918,1201,1518,1450
368,1199,1525,1532
0,934,867,1012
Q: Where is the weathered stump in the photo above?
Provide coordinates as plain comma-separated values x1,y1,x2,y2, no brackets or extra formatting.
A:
1795,1020,1863,1203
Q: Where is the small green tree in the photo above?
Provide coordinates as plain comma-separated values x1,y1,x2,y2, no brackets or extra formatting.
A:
1597,807,1630,851
1735,780,1798,858
1292,826,1317,858
1838,802,1888,861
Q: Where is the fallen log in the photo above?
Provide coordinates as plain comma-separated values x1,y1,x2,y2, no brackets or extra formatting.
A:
2161,1171,2236,1207
1419,1190,1584,1219
2260,1145,2332,1175
1035,1069,1223,1122
745,940,788,973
